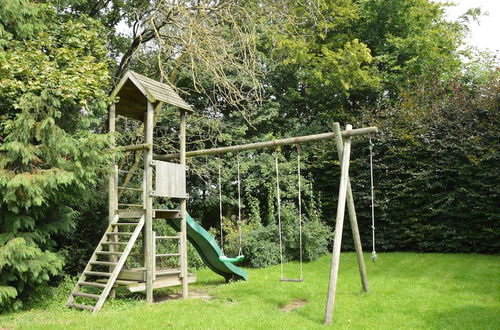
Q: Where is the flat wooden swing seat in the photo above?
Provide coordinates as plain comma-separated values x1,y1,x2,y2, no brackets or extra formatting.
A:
280,278,304,282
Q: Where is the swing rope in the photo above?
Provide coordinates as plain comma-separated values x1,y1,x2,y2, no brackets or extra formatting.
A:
275,150,284,280
369,136,377,262
276,146,304,282
237,153,243,256
297,145,303,280
217,154,245,263
218,155,224,256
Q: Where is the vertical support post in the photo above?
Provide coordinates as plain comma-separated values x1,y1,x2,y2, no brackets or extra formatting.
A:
179,110,188,299
144,102,154,304
333,123,369,292
108,103,116,224
152,231,156,281
324,124,352,325
108,103,117,299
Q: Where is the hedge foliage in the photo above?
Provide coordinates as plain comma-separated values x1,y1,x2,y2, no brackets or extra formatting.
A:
343,71,500,253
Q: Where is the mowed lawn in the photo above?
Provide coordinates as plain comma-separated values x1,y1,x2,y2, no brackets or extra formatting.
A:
1,253,499,329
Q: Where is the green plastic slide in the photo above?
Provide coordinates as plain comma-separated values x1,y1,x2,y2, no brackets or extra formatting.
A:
165,212,248,282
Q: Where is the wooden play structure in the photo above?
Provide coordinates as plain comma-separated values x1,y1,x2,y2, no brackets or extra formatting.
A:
67,71,377,324
66,71,195,312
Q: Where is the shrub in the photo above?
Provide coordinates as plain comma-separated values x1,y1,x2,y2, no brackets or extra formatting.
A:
0,238,63,311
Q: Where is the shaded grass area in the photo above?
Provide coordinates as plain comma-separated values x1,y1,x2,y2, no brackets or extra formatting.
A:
1,253,499,329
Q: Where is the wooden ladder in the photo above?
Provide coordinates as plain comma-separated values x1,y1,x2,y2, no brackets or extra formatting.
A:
66,213,145,313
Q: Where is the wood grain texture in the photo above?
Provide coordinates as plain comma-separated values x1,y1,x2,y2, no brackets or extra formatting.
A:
324,124,352,325
155,161,187,198
333,123,369,293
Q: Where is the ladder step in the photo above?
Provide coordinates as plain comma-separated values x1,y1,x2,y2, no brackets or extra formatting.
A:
118,186,143,191
85,271,112,277
73,292,101,299
156,253,180,257
90,261,118,266
95,251,123,255
118,203,143,208
79,281,107,288
101,242,128,246
156,235,180,240
118,169,141,175
67,303,95,310
111,223,139,226
155,269,182,275
116,209,145,218
106,232,132,236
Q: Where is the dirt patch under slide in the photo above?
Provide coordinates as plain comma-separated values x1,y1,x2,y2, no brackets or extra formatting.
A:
280,299,308,312
154,291,212,303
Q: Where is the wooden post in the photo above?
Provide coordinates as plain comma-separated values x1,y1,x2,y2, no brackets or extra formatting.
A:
179,110,189,298
333,123,369,292
108,104,117,299
152,231,156,281
144,102,154,303
324,124,352,325
108,104,116,224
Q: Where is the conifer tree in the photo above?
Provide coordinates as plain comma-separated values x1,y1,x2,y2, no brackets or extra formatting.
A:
0,0,112,310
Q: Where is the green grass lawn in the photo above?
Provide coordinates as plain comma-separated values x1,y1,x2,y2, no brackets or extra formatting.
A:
1,252,499,329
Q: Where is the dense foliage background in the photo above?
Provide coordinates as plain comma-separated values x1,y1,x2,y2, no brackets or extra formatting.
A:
1,0,498,311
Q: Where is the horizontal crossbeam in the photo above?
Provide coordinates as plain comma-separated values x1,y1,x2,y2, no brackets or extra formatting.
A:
154,126,377,160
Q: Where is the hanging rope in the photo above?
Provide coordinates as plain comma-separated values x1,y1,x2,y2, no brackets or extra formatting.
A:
218,155,224,256
369,136,377,262
237,153,243,256
297,145,304,280
275,149,284,280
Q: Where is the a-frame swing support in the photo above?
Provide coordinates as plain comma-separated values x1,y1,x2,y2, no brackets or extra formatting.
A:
156,122,376,325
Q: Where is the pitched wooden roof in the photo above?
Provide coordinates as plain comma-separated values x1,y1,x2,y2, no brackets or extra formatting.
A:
110,71,193,120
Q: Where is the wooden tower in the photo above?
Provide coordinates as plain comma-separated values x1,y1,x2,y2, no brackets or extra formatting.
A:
67,71,194,313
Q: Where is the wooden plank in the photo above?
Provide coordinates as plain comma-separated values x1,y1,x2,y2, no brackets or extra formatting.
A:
116,209,145,218
154,161,187,198
179,110,189,298
324,124,353,325
153,209,181,219
73,292,100,299
79,281,106,288
144,101,154,304
117,203,143,208
333,123,369,293
117,170,141,175
130,71,193,112
117,269,145,281
90,261,118,266
127,274,197,293
118,186,142,192
119,143,152,152
156,235,180,239
85,271,112,277
155,126,378,160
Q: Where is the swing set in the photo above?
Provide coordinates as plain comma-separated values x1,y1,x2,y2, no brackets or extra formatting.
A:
156,122,378,324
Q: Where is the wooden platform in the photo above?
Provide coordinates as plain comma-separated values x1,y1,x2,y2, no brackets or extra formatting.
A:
97,267,196,292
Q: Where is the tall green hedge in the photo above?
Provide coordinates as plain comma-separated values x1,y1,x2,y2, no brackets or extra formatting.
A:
342,72,500,253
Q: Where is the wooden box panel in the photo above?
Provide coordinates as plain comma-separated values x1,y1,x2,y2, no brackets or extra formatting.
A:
155,161,186,198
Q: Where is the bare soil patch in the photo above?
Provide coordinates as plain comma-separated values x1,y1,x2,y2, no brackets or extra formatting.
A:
154,291,212,303
280,299,308,312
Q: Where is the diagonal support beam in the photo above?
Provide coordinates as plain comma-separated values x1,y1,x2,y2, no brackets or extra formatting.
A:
324,124,352,325
333,123,369,293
